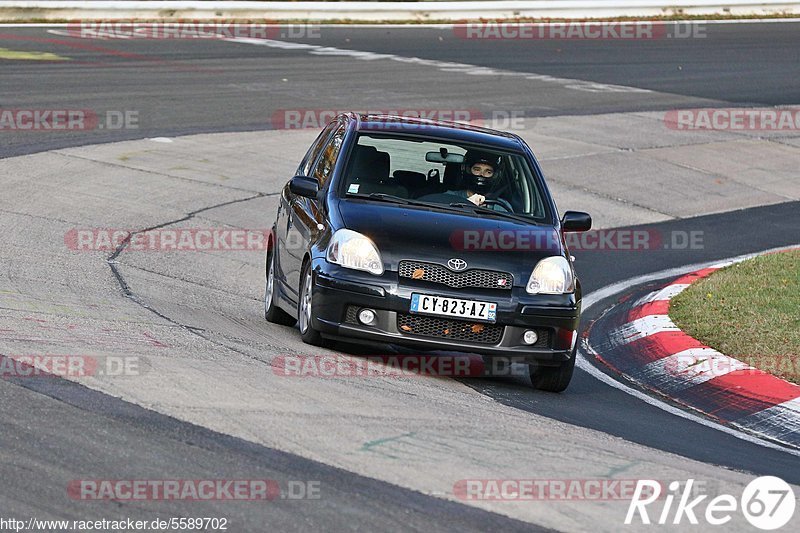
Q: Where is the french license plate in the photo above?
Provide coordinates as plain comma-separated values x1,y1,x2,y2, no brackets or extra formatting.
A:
409,293,497,322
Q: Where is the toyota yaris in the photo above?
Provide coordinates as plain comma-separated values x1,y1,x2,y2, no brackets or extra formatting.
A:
264,113,591,392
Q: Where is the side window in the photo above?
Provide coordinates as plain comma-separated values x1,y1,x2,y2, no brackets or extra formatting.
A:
311,124,346,187
299,122,337,177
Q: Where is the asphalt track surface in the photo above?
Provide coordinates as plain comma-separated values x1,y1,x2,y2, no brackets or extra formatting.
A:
1,23,799,531
0,366,543,532
1,22,799,157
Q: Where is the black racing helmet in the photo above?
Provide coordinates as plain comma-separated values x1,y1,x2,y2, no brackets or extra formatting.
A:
462,150,501,194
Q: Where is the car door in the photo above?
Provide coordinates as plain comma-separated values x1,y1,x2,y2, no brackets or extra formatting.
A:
275,121,338,306
281,121,346,304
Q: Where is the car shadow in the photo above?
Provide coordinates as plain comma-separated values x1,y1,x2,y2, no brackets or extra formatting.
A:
328,338,533,387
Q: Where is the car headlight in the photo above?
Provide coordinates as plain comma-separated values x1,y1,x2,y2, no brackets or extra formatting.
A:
526,256,574,294
326,229,384,275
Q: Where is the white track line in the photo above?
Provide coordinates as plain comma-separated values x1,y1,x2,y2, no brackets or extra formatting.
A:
577,243,800,457
42,28,649,93
223,37,650,93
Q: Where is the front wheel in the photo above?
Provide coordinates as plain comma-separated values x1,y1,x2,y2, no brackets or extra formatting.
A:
298,261,328,346
529,353,576,393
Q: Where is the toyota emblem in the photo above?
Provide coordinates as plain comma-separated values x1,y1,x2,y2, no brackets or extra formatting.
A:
447,258,468,271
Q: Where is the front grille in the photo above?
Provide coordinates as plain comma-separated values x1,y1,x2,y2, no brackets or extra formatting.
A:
398,260,513,290
397,314,504,344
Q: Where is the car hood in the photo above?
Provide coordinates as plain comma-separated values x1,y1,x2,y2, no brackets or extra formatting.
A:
337,199,564,287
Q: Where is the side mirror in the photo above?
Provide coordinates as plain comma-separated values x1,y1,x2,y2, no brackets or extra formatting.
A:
561,211,592,233
289,175,319,199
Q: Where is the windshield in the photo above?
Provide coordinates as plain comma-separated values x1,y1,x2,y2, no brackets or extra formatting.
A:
340,133,552,222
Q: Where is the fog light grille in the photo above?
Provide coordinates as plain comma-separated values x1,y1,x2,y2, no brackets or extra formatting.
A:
344,305,360,324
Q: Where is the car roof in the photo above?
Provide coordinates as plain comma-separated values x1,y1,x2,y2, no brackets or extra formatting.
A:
345,113,526,152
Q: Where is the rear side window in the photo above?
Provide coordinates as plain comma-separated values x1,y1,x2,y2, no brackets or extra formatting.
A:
311,124,346,187
299,121,338,177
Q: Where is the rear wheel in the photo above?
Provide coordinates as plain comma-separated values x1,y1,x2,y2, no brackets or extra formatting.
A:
529,352,576,393
298,261,328,347
264,247,296,326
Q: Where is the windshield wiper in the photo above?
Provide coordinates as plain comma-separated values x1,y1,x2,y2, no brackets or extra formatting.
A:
352,193,470,212
448,202,540,225
350,193,458,212
367,193,411,204
348,193,410,204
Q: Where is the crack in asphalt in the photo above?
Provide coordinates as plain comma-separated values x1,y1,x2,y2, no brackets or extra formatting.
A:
119,262,263,303
0,206,81,226
103,191,299,363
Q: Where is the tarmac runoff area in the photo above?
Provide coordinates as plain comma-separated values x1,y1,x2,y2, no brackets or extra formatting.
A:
1,108,799,530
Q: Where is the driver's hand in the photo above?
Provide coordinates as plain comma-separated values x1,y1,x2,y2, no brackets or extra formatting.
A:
468,193,485,206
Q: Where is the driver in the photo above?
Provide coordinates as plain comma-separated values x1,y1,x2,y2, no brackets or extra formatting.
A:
447,150,503,208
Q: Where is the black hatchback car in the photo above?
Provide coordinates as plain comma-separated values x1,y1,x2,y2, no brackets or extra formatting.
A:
264,113,591,391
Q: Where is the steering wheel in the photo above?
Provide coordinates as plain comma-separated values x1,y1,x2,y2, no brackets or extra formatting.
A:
483,198,514,213
416,193,514,213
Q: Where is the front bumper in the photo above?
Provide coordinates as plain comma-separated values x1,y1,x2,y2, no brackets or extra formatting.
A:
309,259,580,364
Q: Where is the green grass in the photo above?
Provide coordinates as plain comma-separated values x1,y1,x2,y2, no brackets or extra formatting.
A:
670,250,800,384
0,47,69,61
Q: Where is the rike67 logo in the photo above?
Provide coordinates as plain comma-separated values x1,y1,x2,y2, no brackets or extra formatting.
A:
626,477,796,530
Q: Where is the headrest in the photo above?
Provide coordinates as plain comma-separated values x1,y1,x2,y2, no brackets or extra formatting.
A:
350,145,390,183
393,170,427,191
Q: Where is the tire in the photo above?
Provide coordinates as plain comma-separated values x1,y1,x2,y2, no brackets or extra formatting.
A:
529,352,576,393
264,246,296,326
298,260,328,347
